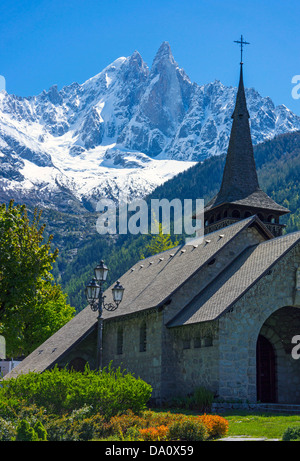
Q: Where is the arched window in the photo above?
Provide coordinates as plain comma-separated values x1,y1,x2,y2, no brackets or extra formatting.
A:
223,210,228,218
139,322,147,352
232,209,240,218
216,213,221,221
209,215,215,224
203,337,213,347
244,211,252,218
117,327,123,355
267,215,276,223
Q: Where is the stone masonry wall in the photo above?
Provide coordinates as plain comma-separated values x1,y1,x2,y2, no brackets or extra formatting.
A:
217,242,300,403
102,310,163,400
160,322,220,401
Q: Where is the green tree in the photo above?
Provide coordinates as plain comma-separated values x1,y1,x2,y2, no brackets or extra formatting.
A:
142,219,179,258
0,201,75,357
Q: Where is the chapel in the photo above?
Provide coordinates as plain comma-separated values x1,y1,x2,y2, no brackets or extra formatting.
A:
5,49,300,407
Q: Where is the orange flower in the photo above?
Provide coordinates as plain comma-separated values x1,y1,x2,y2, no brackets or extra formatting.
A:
139,425,168,441
197,414,229,438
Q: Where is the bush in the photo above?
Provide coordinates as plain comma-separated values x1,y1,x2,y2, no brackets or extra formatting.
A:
46,413,107,441
169,387,214,412
16,420,39,441
109,409,147,437
0,417,16,441
139,425,169,441
193,387,214,412
33,421,47,441
167,418,208,441
282,426,300,441
197,414,228,439
0,364,152,419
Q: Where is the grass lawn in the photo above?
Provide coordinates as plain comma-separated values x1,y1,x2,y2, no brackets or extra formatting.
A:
221,411,300,439
152,407,300,440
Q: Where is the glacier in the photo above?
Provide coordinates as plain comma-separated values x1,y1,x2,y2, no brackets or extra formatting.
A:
0,41,300,213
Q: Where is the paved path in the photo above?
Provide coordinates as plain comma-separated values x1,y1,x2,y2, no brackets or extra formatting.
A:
219,435,280,441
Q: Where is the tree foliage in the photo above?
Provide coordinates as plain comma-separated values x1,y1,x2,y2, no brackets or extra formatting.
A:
0,200,75,357
141,220,179,258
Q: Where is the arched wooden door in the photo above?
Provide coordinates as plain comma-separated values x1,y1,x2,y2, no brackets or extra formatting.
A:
256,335,277,403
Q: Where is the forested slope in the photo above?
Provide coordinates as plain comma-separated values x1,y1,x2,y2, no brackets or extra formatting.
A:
55,131,300,311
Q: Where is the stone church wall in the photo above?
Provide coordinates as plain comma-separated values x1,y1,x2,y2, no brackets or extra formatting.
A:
160,323,220,401
102,310,164,401
218,243,300,403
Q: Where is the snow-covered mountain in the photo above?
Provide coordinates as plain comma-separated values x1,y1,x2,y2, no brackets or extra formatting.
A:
1,41,300,212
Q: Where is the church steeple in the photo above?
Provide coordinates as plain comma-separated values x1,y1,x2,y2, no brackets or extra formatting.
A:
215,62,259,204
204,38,289,237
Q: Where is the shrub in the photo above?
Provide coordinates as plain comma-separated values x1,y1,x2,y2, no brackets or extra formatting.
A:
193,387,214,412
169,387,214,412
45,415,77,441
16,420,39,441
0,364,152,419
167,418,208,441
0,417,16,441
139,425,168,441
45,413,107,441
282,426,300,441
33,421,47,441
109,409,147,436
142,410,185,427
197,414,228,439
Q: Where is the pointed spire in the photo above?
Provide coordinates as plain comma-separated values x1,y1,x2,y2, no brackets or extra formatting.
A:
203,39,290,237
214,63,259,204
232,64,249,119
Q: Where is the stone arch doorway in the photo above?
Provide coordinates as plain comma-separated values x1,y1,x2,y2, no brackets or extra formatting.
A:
257,306,300,404
256,335,276,403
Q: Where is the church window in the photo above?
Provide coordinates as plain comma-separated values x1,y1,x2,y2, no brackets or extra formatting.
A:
216,213,221,221
244,211,252,218
208,258,216,266
203,337,213,347
117,328,123,355
232,209,240,218
223,210,228,218
183,339,191,349
139,322,147,352
209,215,215,224
194,338,202,348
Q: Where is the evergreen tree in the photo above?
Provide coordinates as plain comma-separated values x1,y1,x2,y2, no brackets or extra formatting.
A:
142,219,179,257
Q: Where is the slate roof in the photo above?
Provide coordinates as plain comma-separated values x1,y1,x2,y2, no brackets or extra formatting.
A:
4,216,270,378
168,230,300,327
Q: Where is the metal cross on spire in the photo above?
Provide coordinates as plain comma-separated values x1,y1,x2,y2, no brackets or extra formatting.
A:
234,35,250,64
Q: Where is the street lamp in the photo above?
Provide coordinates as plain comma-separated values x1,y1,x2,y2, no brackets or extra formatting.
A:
85,260,125,370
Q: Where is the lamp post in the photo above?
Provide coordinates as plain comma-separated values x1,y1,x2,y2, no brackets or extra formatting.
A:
85,260,124,370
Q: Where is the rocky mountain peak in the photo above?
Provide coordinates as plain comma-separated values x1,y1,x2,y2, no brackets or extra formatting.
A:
1,43,300,213
151,41,176,74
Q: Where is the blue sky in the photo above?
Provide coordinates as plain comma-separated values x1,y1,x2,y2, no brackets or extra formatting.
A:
1,0,300,114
